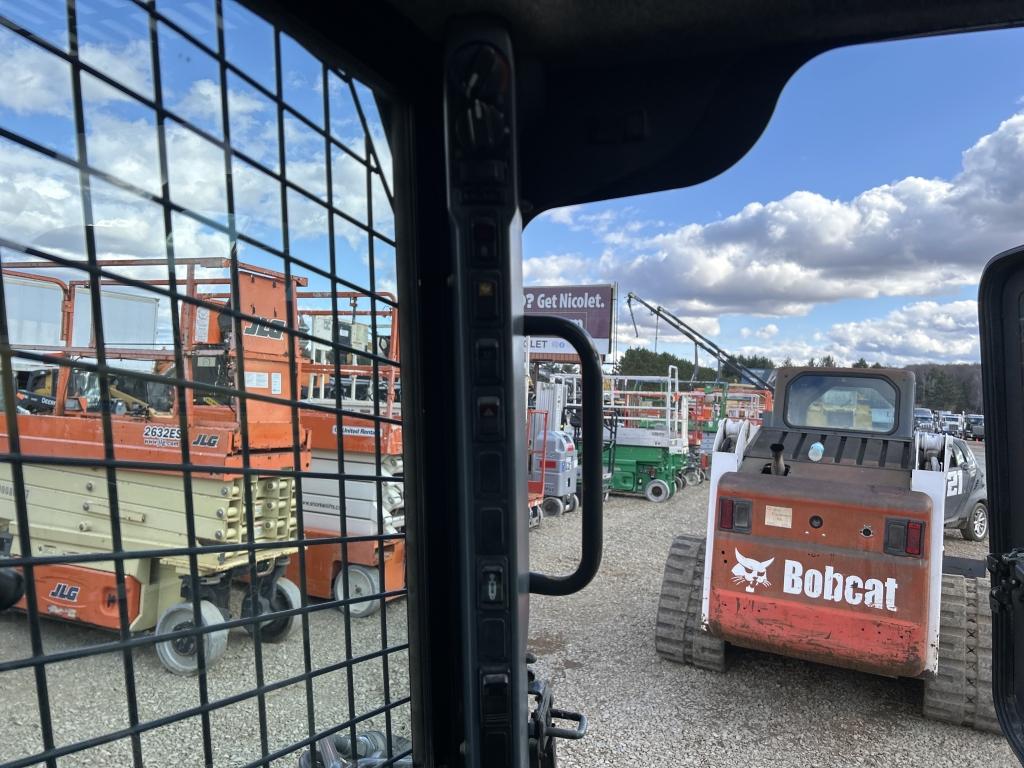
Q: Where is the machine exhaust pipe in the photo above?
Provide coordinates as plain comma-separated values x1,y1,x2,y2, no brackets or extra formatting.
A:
770,443,786,476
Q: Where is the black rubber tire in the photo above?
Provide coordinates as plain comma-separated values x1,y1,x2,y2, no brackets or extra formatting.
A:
542,496,565,517
684,469,700,487
242,577,302,642
564,494,579,514
922,575,998,733
960,503,988,542
655,535,725,672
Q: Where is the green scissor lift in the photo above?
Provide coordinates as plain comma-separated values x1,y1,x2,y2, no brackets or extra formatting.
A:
558,366,693,503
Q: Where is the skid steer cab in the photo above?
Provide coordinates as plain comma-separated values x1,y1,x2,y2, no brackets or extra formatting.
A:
656,366,998,732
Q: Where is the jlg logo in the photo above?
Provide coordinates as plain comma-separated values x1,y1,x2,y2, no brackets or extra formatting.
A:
242,317,286,340
192,433,220,448
49,583,80,602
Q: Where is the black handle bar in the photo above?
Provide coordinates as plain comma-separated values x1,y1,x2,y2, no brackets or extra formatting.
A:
524,315,603,596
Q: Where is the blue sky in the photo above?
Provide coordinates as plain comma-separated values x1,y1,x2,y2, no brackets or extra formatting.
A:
0,0,395,348
523,27,1024,367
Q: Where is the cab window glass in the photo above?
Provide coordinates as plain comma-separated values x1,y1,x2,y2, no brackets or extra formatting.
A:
950,443,967,467
785,374,897,433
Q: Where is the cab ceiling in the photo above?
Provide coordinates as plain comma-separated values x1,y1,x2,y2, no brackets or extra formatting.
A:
255,1,1024,217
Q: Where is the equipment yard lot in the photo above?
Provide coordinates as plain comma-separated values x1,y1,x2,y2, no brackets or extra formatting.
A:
0,441,1007,767
529,443,1013,768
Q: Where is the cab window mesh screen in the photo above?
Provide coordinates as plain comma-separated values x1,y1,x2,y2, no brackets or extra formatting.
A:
0,2,409,766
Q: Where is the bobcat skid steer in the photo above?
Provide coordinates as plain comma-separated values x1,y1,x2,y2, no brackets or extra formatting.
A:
656,366,997,732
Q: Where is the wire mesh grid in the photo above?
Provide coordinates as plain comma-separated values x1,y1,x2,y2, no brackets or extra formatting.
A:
0,1,409,766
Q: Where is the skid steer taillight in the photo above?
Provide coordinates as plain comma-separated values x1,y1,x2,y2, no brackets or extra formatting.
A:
719,498,734,529
884,518,925,557
905,521,924,556
718,497,752,532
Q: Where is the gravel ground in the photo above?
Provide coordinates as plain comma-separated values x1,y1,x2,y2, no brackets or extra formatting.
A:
0,590,410,767
1,436,1012,768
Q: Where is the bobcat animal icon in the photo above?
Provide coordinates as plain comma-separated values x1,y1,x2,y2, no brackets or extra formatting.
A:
731,549,775,593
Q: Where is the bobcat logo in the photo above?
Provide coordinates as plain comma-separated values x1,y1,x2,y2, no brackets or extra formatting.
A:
731,549,775,593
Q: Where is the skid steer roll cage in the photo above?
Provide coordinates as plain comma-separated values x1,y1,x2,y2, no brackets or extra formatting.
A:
0,2,410,764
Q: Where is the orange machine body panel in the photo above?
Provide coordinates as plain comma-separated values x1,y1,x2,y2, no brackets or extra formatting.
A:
708,471,932,678
301,409,403,456
0,413,310,477
17,564,142,630
285,538,405,600
292,408,405,601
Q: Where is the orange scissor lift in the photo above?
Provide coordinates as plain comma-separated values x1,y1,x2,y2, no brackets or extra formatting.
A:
0,258,312,673
287,293,406,617
526,410,549,528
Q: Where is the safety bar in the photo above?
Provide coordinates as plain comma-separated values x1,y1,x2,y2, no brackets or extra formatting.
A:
525,315,604,595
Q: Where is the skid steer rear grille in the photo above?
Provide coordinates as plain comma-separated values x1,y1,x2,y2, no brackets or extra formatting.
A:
0,3,409,766
752,428,913,470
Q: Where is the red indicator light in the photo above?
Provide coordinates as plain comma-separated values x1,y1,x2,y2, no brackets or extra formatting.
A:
905,521,924,556
719,498,734,530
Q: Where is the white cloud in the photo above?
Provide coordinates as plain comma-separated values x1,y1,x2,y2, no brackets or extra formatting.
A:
0,35,72,116
529,109,1024,321
827,299,979,365
735,299,979,367
543,205,582,226
755,323,779,339
522,253,592,285
79,39,153,98
174,79,223,126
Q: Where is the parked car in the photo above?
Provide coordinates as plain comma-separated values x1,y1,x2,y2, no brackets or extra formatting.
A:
944,437,988,541
965,413,985,441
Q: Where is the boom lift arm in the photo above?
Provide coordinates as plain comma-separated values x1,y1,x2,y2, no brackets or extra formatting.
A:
626,292,774,393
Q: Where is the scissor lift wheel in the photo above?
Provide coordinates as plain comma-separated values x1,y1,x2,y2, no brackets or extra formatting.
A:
644,478,672,503
155,600,229,676
542,497,565,517
336,564,382,618
655,535,726,672
242,576,302,643
922,574,999,733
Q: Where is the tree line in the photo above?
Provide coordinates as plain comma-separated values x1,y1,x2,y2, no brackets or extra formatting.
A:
614,347,982,413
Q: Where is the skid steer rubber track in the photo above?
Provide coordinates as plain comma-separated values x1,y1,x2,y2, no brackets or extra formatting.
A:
922,574,998,733
655,535,725,672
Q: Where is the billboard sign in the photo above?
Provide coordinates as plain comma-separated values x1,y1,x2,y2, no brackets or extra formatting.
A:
524,284,614,358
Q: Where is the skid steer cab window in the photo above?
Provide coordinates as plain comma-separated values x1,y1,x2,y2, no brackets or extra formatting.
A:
785,374,898,433
0,2,408,768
